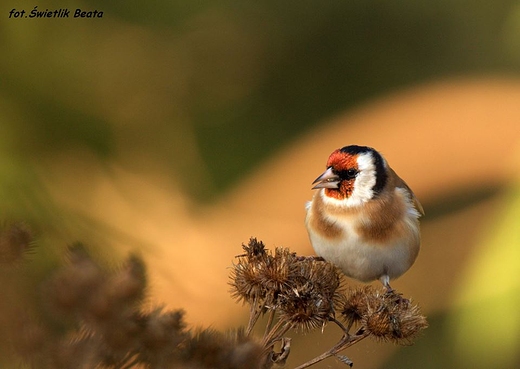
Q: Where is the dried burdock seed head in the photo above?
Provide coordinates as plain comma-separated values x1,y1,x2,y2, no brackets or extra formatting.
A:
51,335,100,369
115,254,146,302
230,257,268,304
88,254,147,320
340,286,379,327
227,329,266,369
364,306,392,339
181,329,264,369
107,320,142,349
278,282,334,332
230,242,297,306
295,259,341,299
0,221,33,264
136,308,187,367
257,247,296,300
362,291,428,345
45,244,105,315
230,238,271,304
231,240,343,332
241,237,268,261
277,261,341,332
141,307,187,350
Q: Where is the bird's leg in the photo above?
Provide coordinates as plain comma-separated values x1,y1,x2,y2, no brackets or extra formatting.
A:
379,275,393,293
380,275,410,305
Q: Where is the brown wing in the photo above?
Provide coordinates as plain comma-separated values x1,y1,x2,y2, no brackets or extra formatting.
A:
388,167,425,216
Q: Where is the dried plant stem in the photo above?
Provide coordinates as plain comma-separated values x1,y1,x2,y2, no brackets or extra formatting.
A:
263,309,276,341
246,297,264,336
293,329,370,369
262,319,292,348
331,316,350,334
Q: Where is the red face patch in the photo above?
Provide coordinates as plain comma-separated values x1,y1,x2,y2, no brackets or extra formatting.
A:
326,149,358,171
324,150,358,200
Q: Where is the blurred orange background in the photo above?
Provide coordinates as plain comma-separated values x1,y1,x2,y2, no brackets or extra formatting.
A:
2,1,520,368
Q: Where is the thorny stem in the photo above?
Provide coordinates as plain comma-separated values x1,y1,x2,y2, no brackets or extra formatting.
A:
293,329,370,369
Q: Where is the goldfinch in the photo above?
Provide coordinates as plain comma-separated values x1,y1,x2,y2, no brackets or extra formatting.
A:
305,145,424,290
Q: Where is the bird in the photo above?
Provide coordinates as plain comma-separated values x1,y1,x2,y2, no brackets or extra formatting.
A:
305,145,424,291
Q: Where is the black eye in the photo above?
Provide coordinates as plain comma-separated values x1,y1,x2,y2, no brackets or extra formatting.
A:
339,168,357,180
347,169,357,178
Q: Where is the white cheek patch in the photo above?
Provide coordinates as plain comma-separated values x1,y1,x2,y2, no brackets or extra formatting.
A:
347,152,376,207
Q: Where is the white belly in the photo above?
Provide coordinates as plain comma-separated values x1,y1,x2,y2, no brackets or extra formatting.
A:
305,189,421,283
308,225,415,283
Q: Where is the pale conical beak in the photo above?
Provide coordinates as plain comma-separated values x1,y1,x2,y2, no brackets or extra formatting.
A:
312,167,340,189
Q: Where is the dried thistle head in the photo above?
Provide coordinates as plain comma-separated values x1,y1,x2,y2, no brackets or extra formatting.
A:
340,286,380,327
277,259,341,332
51,335,100,369
277,282,333,332
229,239,297,307
140,308,186,348
257,247,297,302
112,254,147,304
294,258,341,299
0,221,33,264
180,328,264,369
45,244,106,316
231,240,343,332
97,314,143,365
362,291,428,345
88,254,147,320
240,237,268,262
229,254,268,305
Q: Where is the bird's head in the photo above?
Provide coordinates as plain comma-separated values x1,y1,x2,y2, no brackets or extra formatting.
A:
312,145,388,205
